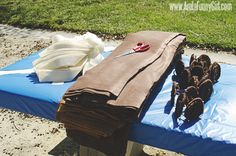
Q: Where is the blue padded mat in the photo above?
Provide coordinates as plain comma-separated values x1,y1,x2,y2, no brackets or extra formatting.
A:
1,49,236,155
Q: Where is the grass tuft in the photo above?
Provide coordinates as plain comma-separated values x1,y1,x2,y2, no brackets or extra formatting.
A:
0,0,235,51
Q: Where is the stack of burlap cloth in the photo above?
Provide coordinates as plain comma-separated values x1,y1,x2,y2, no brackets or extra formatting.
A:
57,31,186,156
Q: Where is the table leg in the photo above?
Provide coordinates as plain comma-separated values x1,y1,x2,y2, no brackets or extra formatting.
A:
80,141,143,156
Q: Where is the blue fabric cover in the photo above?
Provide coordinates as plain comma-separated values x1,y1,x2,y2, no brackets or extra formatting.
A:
0,49,75,120
0,50,236,155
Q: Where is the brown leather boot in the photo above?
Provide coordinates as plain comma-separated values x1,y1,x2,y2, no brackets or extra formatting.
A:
189,76,199,88
209,62,221,83
175,93,188,118
185,86,199,103
198,79,213,102
191,65,204,79
198,54,211,72
171,81,180,104
179,69,191,89
175,59,185,76
189,54,196,67
184,97,204,121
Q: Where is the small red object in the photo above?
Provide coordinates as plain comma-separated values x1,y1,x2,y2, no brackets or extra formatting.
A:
114,42,150,58
133,42,150,52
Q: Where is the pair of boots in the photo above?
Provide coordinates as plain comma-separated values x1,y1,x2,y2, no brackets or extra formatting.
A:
171,54,221,121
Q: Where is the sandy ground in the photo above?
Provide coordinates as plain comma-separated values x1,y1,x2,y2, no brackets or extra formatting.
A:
0,24,235,156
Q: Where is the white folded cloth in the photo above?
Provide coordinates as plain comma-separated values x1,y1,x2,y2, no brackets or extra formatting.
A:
33,32,104,82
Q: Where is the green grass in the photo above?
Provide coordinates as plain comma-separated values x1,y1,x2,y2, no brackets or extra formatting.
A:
0,0,235,51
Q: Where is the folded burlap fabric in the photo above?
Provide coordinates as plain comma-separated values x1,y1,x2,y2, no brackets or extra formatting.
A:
57,31,186,155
